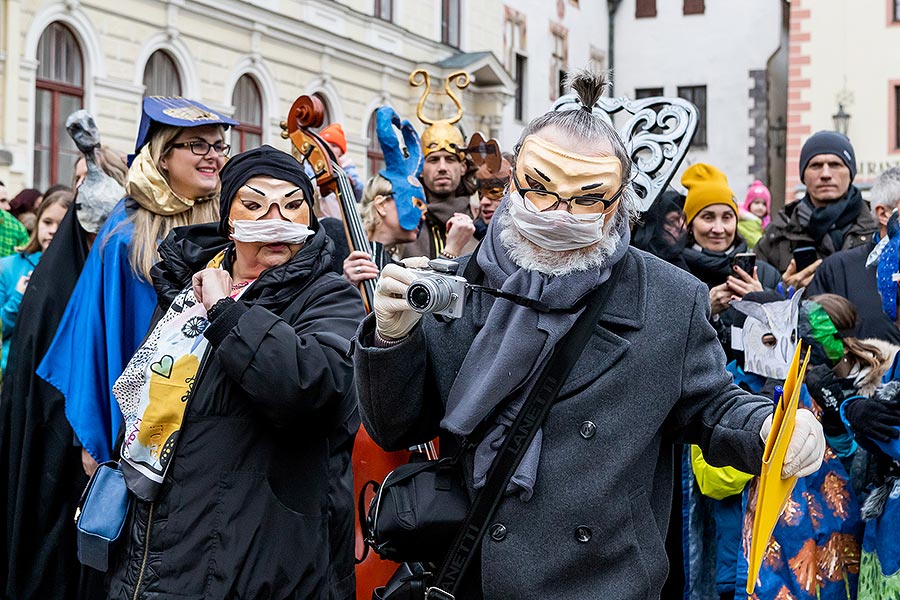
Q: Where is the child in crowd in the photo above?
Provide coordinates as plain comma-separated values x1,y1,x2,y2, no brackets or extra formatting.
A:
739,180,771,249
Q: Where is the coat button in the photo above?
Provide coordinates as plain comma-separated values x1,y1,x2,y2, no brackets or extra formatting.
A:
575,526,592,543
579,421,596,439
489,523,507,541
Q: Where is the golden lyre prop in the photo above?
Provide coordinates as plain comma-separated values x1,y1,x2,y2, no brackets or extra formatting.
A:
746,344,812,594
410,69,469,158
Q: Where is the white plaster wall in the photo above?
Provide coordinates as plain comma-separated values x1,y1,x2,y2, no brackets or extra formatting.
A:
612,0,782,197
804,0,900,183
496,0,610,151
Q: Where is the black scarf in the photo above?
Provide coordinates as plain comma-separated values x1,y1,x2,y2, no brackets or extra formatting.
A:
799,186,864,252
681,239,748,288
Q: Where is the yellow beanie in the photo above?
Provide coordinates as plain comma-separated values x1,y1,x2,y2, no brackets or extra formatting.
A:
681,163,738,225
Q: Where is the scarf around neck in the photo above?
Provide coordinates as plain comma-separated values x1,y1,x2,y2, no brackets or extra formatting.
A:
441,202,630,500
681,240,744,288
795,186,863,253
114,251,240,501
125,144,217,216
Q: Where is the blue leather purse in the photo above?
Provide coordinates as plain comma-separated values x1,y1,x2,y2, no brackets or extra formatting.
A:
75,461,132,571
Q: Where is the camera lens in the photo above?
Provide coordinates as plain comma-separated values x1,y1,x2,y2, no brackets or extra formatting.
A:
406,278,453,314
408,285,432,310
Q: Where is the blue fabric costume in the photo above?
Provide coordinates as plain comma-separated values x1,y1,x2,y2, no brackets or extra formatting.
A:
737,385,863,600
37,96,236,464
37,201,156,462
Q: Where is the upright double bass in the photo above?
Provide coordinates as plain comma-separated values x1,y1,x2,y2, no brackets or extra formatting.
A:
281,95,431,600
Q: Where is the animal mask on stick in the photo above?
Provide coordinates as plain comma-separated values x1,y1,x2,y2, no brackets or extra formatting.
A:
731,289,804,380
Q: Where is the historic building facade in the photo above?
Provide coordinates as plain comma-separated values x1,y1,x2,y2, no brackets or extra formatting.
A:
0,0,518,190
610,0,789,207
786,0,900,197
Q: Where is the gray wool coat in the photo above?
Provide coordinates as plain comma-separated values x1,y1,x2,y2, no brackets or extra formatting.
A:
353,247,774,600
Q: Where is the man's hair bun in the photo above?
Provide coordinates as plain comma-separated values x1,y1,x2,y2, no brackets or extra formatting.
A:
565,69,611,112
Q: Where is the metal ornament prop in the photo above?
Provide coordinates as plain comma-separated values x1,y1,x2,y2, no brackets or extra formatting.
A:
410,69,469,160
731,289,804,380
66,110,126,234
551,93,698,211
375,106,426,232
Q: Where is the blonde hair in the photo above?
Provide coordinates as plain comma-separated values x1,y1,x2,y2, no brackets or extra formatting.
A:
359,175,393,237
125,124,223,282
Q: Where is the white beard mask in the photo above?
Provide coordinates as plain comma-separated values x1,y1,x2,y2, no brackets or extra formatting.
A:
507,190,606,251
230,219,314,244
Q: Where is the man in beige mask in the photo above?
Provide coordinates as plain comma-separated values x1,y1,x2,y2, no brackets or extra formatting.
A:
353,70,824,599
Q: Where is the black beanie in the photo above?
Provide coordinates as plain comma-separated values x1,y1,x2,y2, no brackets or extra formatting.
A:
218,145,317,236
799,131,856,182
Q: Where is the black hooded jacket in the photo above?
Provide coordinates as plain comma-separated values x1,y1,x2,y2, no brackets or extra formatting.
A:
107,223,365,600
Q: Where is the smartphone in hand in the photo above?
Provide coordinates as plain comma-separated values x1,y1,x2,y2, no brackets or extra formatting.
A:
792,246,818,272
732,252,757,275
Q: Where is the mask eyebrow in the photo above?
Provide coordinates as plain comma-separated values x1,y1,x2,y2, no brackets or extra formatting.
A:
244,185,266,196
533,167,551,182
581,183,604,191
284,188,303,198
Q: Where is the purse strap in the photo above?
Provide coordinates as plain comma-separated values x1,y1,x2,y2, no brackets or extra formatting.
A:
427,256,627,599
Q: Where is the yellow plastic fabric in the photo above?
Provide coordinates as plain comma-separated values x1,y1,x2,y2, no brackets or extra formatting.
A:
746,344,811,595
690,445,753,501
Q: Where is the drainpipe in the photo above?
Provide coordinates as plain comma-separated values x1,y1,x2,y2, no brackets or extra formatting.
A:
607,0,623,95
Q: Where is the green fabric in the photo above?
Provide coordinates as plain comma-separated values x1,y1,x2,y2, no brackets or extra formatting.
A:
738,217,763,249
690,445,753,500
859,550,900,599
0,211,29,258
806,302,845,363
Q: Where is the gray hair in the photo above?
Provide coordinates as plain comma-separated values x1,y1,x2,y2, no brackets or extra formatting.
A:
870,167,900,217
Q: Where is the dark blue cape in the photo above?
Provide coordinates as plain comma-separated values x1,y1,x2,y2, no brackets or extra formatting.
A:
37,201,157,462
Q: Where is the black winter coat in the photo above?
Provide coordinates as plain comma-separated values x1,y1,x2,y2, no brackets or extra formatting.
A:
807,240,900,344
107,224,365,600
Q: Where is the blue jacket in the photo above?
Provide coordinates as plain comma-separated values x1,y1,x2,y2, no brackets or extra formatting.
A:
0,251,41,372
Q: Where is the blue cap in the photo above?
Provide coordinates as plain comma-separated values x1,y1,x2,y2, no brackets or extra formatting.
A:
128,96,238,165
376,106,426,231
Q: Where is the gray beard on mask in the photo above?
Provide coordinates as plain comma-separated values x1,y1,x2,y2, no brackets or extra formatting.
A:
497,210,624,277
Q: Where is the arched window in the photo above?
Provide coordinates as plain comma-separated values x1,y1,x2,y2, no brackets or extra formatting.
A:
34,22,84,190
366,112,385,179
143,50,182,97
312,93,332,131
232,75,263,152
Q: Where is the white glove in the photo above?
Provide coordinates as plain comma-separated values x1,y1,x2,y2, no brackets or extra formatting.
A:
759,408,825,479
374,264,422,340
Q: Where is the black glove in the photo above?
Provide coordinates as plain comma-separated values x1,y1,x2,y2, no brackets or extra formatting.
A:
805,365,848,436
844,397,900,443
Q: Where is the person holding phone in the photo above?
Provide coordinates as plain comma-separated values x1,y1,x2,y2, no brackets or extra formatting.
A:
679,164,781,354
756,131,876,289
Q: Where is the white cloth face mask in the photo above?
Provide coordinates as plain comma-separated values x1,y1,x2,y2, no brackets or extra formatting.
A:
230,219,314,244
507,191,606,251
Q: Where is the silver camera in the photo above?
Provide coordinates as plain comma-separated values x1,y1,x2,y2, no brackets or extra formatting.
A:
405,258,468,319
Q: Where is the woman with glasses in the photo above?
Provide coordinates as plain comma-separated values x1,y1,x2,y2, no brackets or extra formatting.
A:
37,97,237,479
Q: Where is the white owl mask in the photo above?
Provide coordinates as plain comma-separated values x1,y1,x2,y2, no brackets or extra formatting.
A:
730,289,804,380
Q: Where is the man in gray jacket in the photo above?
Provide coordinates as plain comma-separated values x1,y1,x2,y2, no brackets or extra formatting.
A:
354,71,825,599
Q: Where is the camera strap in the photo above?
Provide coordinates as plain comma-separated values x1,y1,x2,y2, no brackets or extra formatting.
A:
459,242,592,314
426,256,626,599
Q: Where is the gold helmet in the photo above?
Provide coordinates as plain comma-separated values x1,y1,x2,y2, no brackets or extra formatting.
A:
410,69,469,160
